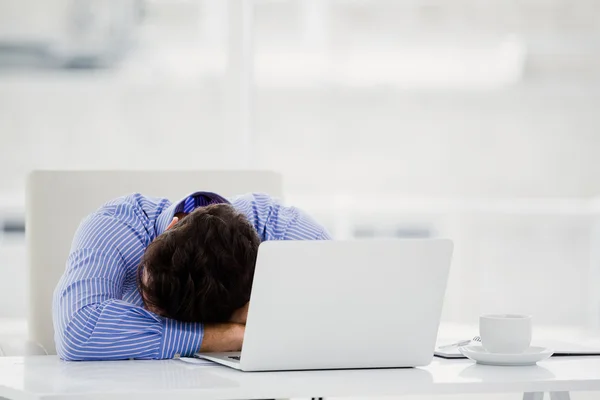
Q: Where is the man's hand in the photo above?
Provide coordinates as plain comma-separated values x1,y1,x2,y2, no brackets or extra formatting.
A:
229,302,249,325
199,323,245,352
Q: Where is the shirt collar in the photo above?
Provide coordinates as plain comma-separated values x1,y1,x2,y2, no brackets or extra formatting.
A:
155,191,230,235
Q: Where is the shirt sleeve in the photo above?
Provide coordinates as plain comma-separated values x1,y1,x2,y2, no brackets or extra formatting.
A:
53,211,204,361
230,193,332,241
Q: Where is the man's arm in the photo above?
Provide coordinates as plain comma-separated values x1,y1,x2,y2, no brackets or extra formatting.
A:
230,193,332,241
200,323,245,352
53,211,242,361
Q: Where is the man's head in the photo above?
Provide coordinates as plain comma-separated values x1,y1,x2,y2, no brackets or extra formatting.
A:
138,204,260,323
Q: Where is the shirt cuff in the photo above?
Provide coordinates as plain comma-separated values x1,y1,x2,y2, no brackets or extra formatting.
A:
159,318,204,359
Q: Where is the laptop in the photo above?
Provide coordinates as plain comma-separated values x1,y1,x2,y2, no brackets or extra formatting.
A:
196,239,453,371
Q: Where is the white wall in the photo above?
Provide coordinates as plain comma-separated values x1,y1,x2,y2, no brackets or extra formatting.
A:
1,79,599,327
0,236,27,318
1,81,600,197
1,0,600,331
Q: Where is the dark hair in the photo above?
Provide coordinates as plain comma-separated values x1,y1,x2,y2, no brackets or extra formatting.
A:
138,204,260,323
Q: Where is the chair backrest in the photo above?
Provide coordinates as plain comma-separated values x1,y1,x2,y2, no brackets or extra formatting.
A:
26,170,283,355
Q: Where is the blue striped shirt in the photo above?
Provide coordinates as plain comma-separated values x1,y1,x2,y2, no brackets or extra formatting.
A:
53,192,331,361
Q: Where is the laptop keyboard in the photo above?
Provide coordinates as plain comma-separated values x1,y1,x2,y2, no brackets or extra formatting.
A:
228,356,241,361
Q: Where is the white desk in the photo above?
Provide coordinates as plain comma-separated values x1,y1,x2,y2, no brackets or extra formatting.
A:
1,356,600,400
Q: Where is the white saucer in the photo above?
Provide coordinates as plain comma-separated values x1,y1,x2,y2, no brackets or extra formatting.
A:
458,345,554,366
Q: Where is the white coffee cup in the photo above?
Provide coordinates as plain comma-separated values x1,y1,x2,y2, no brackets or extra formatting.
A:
479,314,532,354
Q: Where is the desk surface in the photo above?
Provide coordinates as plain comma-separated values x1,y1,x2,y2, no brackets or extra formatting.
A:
2,356,600,400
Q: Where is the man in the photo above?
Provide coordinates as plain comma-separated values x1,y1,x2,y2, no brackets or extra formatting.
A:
53,191,331,361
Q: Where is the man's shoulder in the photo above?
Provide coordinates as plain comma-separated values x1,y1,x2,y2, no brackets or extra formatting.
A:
229,193,277,207
72,193,171,252
77,194,172,238
96,193,170,218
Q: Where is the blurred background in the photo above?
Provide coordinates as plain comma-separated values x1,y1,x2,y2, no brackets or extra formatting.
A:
1,0,600,347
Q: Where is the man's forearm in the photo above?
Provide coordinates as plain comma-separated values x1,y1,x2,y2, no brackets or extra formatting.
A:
57,301,169,361
200,323,245,352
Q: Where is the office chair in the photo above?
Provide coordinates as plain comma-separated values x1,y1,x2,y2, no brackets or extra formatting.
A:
25,170,282,355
